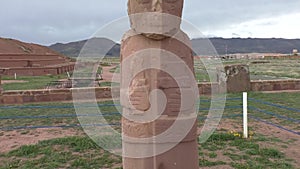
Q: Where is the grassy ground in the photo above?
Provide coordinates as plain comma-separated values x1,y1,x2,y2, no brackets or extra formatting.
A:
0,92,299,131
101,58,120,64
1,58,299,90
250,59,300,79
109,66,120,74
248,92,300,131
194,59,300,82
0,100,120,129
198,132,294,169
0,136,122,169
0,92,299,168
2,74,68,91
98,82,120,87
0,132,294,169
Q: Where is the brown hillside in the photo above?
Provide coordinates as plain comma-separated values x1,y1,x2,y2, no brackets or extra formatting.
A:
0,37,66,56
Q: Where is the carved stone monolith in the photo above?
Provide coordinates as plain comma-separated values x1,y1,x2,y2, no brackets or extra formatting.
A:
121,0,199,168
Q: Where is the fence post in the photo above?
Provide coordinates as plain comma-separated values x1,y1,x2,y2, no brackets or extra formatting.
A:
243,92,248,138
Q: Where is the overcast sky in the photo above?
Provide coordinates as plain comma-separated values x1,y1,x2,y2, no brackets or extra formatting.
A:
1,0,300,45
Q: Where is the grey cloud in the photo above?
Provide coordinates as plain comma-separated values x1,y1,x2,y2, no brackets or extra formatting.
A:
0,0,127,44
0,0,299,45
183,0,300,31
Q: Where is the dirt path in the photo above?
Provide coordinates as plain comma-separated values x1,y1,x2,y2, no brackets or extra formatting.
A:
101,65,120,83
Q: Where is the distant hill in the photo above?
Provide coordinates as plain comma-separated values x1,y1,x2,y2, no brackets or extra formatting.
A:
49,38,300,57
192,38,300,55
49,38,120,58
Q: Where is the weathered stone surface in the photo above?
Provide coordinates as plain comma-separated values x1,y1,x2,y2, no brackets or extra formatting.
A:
122,0,198,168
217,64,251,93
127,0,184,40
0,38,75,76
123,140,199,169
251,79,300,91
122,115,197,142
0,87,115,104
1,79,300,105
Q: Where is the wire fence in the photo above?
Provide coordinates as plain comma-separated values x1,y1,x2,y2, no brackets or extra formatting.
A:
0,96,299,137
248,98,300,135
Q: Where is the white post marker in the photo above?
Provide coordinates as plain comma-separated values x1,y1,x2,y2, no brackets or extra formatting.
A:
14,73,17,80
243,92,248,138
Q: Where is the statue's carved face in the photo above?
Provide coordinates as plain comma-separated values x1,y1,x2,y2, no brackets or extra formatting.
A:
128,0,184,17
128,0,184,39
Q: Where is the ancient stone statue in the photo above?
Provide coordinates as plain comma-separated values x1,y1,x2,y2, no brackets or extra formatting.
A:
121,0,199,168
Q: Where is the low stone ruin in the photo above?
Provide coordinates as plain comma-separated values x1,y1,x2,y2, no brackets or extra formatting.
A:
0,38,75,76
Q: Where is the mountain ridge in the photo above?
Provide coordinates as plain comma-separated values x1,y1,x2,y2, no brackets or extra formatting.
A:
49,38,120,58
49,37,300,57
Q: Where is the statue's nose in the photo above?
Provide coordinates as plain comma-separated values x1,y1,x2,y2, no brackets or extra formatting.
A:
152,0,162,12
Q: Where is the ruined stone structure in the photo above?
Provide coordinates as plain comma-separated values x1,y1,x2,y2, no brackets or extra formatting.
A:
217,64,251,93
1,79,300,105
264,54,300,59
120,0,198,168
0,38,75,76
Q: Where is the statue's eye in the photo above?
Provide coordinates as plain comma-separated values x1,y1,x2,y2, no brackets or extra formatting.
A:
136,0,151,4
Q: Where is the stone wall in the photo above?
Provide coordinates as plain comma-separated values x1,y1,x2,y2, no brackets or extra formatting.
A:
198,82,219,95
206,79,300,93
1,79,300,104
0,54,74,76
0,54,63,60
251,79,300,91
199,80,300,94
0,87,115,104
264,55,300,59
0,59,67,67
3,64,75,76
